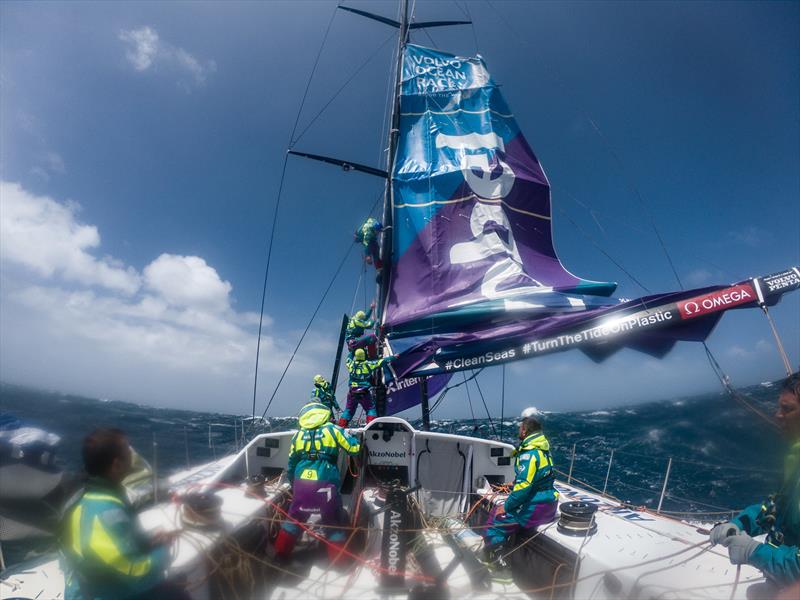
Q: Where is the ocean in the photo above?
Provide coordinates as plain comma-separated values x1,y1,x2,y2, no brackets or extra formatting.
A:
0,380,788,519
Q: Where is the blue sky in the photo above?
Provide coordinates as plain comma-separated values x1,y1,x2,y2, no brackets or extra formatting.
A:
1,1,797,418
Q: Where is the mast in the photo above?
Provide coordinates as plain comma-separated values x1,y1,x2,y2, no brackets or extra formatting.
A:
376,0,408,322
374,0,409,419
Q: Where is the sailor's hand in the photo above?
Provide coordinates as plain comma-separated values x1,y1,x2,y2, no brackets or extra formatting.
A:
494,504,505,516
719,532,760,565
709,522,740,545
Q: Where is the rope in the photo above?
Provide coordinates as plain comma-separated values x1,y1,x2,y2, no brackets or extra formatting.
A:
260,243,355,420
500,364,505,440
760,303,794,376
703,342,779,430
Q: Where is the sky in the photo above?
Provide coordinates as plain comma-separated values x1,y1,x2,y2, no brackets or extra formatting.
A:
1,1,798,419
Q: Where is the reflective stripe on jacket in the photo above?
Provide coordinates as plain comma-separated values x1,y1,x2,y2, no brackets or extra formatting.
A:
61,480,167,600
504,432,558,514
346,307,374,339
346,356,387,388
311,384,339,411
286,403,361,485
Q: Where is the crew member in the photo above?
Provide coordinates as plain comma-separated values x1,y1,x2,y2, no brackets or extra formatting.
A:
60,428,186,600
483,414,559,556
346,301,377,355
275,402,361,563
354,217,382,269
311,374,339,417
338,349,396,428
710,372,800,588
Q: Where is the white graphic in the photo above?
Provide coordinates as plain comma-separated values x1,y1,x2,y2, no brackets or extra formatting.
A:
317,487,332,502
450,202,542,299
435,132,515,199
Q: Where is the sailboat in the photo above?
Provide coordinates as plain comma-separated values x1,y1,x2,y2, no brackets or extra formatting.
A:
2,2,798,599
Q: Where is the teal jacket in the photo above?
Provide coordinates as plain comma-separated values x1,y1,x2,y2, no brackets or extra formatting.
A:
732,439,800,586
504,432,558,515
346,307,374,340
346,355,390,388
354,218,381,247
311,382,339,412
61,479,168,600
287,403,361,485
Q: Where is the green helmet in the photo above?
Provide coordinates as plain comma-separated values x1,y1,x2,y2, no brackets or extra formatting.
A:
313,374,326,386
354,310,367,320
354,348,366,361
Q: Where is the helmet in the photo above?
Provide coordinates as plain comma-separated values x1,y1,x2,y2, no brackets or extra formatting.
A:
313,374,326,386
354,310,367,320
354,348,366,361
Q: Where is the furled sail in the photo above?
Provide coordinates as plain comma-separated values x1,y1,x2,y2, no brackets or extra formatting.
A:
383,45,800,379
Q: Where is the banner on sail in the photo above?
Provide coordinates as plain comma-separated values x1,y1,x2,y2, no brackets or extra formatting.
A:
386,44,616,333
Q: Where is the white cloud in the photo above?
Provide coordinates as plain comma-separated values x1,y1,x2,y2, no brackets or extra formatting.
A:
119,26,159,71
728,226,764,248
144,254,232,311
0,182,140,294
0,180,327,414
118,26,216,86
685,268,713,286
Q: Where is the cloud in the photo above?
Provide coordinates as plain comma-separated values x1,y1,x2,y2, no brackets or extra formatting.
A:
685,268,713,286
118,27,216,86
0,180,326,413
144,254,232,311
119,26,159,71
0,182,140,293
728,226,764,248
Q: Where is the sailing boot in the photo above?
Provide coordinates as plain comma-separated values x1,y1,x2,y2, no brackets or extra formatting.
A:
273,529,297,561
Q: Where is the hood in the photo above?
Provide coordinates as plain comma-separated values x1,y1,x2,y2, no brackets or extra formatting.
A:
298,402,332,429
517,432,550,453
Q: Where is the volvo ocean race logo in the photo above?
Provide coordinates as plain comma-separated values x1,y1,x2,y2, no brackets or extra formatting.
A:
437,132,543,301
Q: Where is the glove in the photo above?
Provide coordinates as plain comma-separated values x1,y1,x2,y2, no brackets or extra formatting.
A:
709,522,740,545
720,532,761,565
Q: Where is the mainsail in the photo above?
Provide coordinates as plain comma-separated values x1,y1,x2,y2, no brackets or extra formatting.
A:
383,45,800,380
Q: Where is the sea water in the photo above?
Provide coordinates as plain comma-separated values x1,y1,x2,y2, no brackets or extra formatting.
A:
0,381,787,517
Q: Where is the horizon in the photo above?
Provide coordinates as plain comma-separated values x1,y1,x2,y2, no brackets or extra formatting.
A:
1,1,798,418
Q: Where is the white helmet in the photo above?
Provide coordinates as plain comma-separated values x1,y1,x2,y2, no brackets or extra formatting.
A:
520,406,541,419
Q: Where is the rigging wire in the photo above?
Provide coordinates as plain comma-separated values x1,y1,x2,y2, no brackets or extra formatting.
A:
251,3,339,423
429,368,484,414
291,31,398,148
260,242,355,420
473,373,498,438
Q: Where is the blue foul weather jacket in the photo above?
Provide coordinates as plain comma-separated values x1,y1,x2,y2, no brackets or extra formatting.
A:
732,439,800,586
61,479,168,600
286,403,361,486
504,432,559,518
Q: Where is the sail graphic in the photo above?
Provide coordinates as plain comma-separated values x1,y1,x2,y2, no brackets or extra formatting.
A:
385,45,616,334
382,46,800,380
